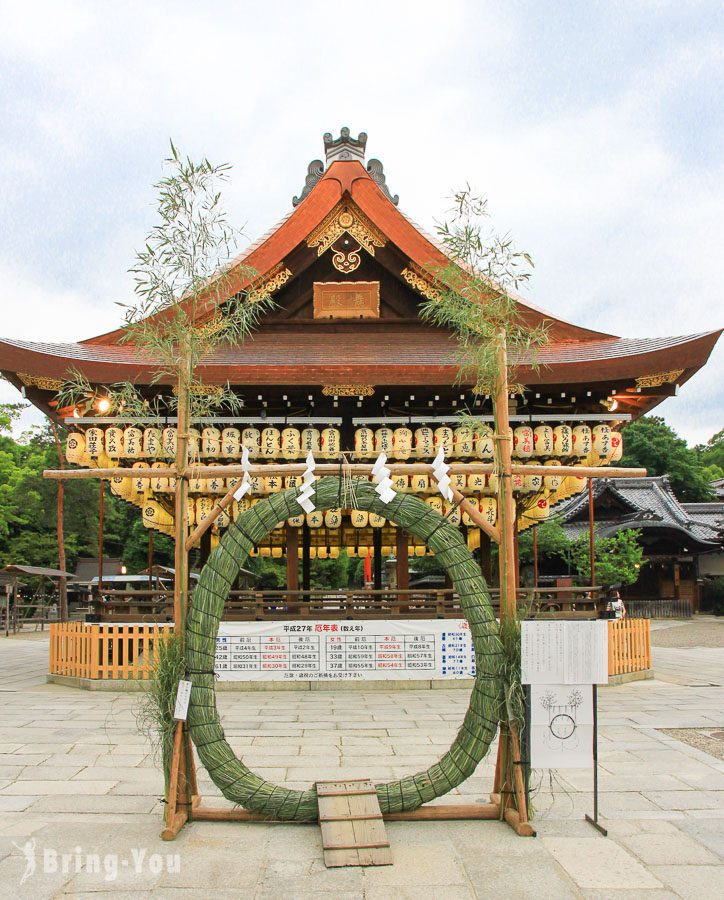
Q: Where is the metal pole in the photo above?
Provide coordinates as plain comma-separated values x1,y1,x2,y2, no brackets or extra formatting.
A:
585,684,607,836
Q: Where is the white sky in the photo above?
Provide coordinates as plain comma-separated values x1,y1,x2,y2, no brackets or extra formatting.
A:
0,0,722,444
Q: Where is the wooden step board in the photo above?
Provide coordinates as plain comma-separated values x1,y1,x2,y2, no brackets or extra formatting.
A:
316,779,392,867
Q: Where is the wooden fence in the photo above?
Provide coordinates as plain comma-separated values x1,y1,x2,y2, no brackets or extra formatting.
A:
608,618,651,676
624,598,692,619
49,622,171,680
50,617,652,682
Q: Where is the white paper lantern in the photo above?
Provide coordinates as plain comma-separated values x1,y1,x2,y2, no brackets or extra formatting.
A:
104,427,123,459
281,427,301,459
321,427,340,458
513,425,534,458
393,427,413,460
434,426,454,454
533,425,554,457
475,425,495,459
301,427,320,454
242,427,261,458
123,426,143,459
221,428,241,458
553,424,573,457
261,427,281,458
454,425,475,458
162,427,177,459
374,426,394,455
354,427,374,459
414,426,434,458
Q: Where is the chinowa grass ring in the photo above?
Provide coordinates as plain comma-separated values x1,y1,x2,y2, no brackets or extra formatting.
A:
185,476,503,821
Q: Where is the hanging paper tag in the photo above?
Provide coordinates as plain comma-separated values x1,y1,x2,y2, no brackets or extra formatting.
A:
173,679,193,721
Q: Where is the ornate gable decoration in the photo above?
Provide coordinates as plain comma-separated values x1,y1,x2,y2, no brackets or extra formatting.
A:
306,203,386,275
401,262,442,302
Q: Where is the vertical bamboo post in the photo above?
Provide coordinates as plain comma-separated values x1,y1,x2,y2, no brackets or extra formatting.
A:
588,479,596,592
173,335,191,636
494,332,517,621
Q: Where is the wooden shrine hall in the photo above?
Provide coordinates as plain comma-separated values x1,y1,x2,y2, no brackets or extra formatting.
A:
0,127,721,623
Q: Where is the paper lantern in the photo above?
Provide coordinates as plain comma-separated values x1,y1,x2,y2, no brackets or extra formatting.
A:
485,473,499,495
207,467,226,494
187,498,196,526
350,509,369,528
261,427,281,458
392,474,409,492
301,427,320,454
131,461,148,497
196,496,215,524
109,473,132,500
410,473,430,494
259,546,271,558
249,473,266,495
264,473,283,494
104,427,123,459
553,424,573,457
346,547,357,558
221,427,241,458
511,473,525,493
287,513,305,527
462,499,476,526
526,495,550,522
214,508,231,530
143,427,162,459
415,546,427,557
523,462,544,493
143,499,174,530
434,426,454,454
393,427,413,460
162,427,177,459
609,431,623,462
271,546,283,559
513,425,534,459
414,426,434,458
187,428,201,459
123,427,143,459
444,501,461,526
480,497,497,526
592,424,612,458
306,510,324,528
475,425,495,459
533,425,554,457
451,472,467,493
354,427,374,459
467,473,486,493
281,427,301,460
369,513,386,528
285,474,300,490
543,459,563,491
82,427,103,461
242,427,261,458
375,426,394,455
151,461,169,493
425,496,444,515
454,425,475,458
188,471,205,493
66,432,86,465
572,425,592,458
321,427,341,458
324,509,343,529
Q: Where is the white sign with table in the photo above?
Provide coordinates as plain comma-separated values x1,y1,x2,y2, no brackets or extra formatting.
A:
214,619,476,682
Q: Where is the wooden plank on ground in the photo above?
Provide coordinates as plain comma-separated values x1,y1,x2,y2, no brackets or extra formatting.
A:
316,779,392,867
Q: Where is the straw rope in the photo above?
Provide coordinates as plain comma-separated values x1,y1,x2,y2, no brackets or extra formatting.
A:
185,476,503,821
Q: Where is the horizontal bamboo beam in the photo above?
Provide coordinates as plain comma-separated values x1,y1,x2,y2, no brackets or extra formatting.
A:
190,802,501,824
43,463,647,480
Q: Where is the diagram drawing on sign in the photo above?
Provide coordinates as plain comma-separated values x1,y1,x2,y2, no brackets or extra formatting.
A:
539,688,584,752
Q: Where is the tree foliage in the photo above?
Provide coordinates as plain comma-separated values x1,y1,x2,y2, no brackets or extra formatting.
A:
517,520,570,565
620,416,714,502
570,528,645,587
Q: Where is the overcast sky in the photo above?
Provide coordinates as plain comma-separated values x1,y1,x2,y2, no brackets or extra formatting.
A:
1,0,722,444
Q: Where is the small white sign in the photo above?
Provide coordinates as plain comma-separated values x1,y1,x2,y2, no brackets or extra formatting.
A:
521,621,608,685
173,679,193,720
530,683,593,769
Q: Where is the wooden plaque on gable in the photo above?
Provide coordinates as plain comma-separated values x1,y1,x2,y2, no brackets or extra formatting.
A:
313,282,380,319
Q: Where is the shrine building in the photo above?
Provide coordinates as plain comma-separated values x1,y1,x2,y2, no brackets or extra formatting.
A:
0,127,720,622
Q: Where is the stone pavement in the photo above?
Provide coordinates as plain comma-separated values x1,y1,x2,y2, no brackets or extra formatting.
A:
0,629,721,898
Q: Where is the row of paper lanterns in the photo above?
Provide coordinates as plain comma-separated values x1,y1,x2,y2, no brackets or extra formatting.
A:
66,423,623,465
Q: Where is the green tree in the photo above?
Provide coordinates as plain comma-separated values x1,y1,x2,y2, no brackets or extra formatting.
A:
570,528,645,587
696,429,724,473
517,520,570,565
620,416,713,502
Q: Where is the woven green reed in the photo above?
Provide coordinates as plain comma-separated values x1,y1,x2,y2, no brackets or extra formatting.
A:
186,476,504,822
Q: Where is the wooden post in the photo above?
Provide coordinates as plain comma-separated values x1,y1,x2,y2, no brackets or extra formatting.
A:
532,526,539,589
147,529,154,591
98,480,105,592
395,528,409,595
49,421,68,621
173,335,191,635
588,479,596,590
373,529,383,591
479,530,492,585
302,523,311,596
286,524,299,614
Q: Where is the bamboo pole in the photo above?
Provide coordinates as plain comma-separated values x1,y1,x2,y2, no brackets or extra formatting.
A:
42,462,647,480
495,333,517,621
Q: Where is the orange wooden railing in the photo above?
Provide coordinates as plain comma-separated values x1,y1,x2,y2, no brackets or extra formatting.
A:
608,618,651,675
49,622,171,680
50,617,652,681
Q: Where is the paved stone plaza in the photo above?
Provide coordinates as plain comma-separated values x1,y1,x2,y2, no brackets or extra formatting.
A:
0,621,722,898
